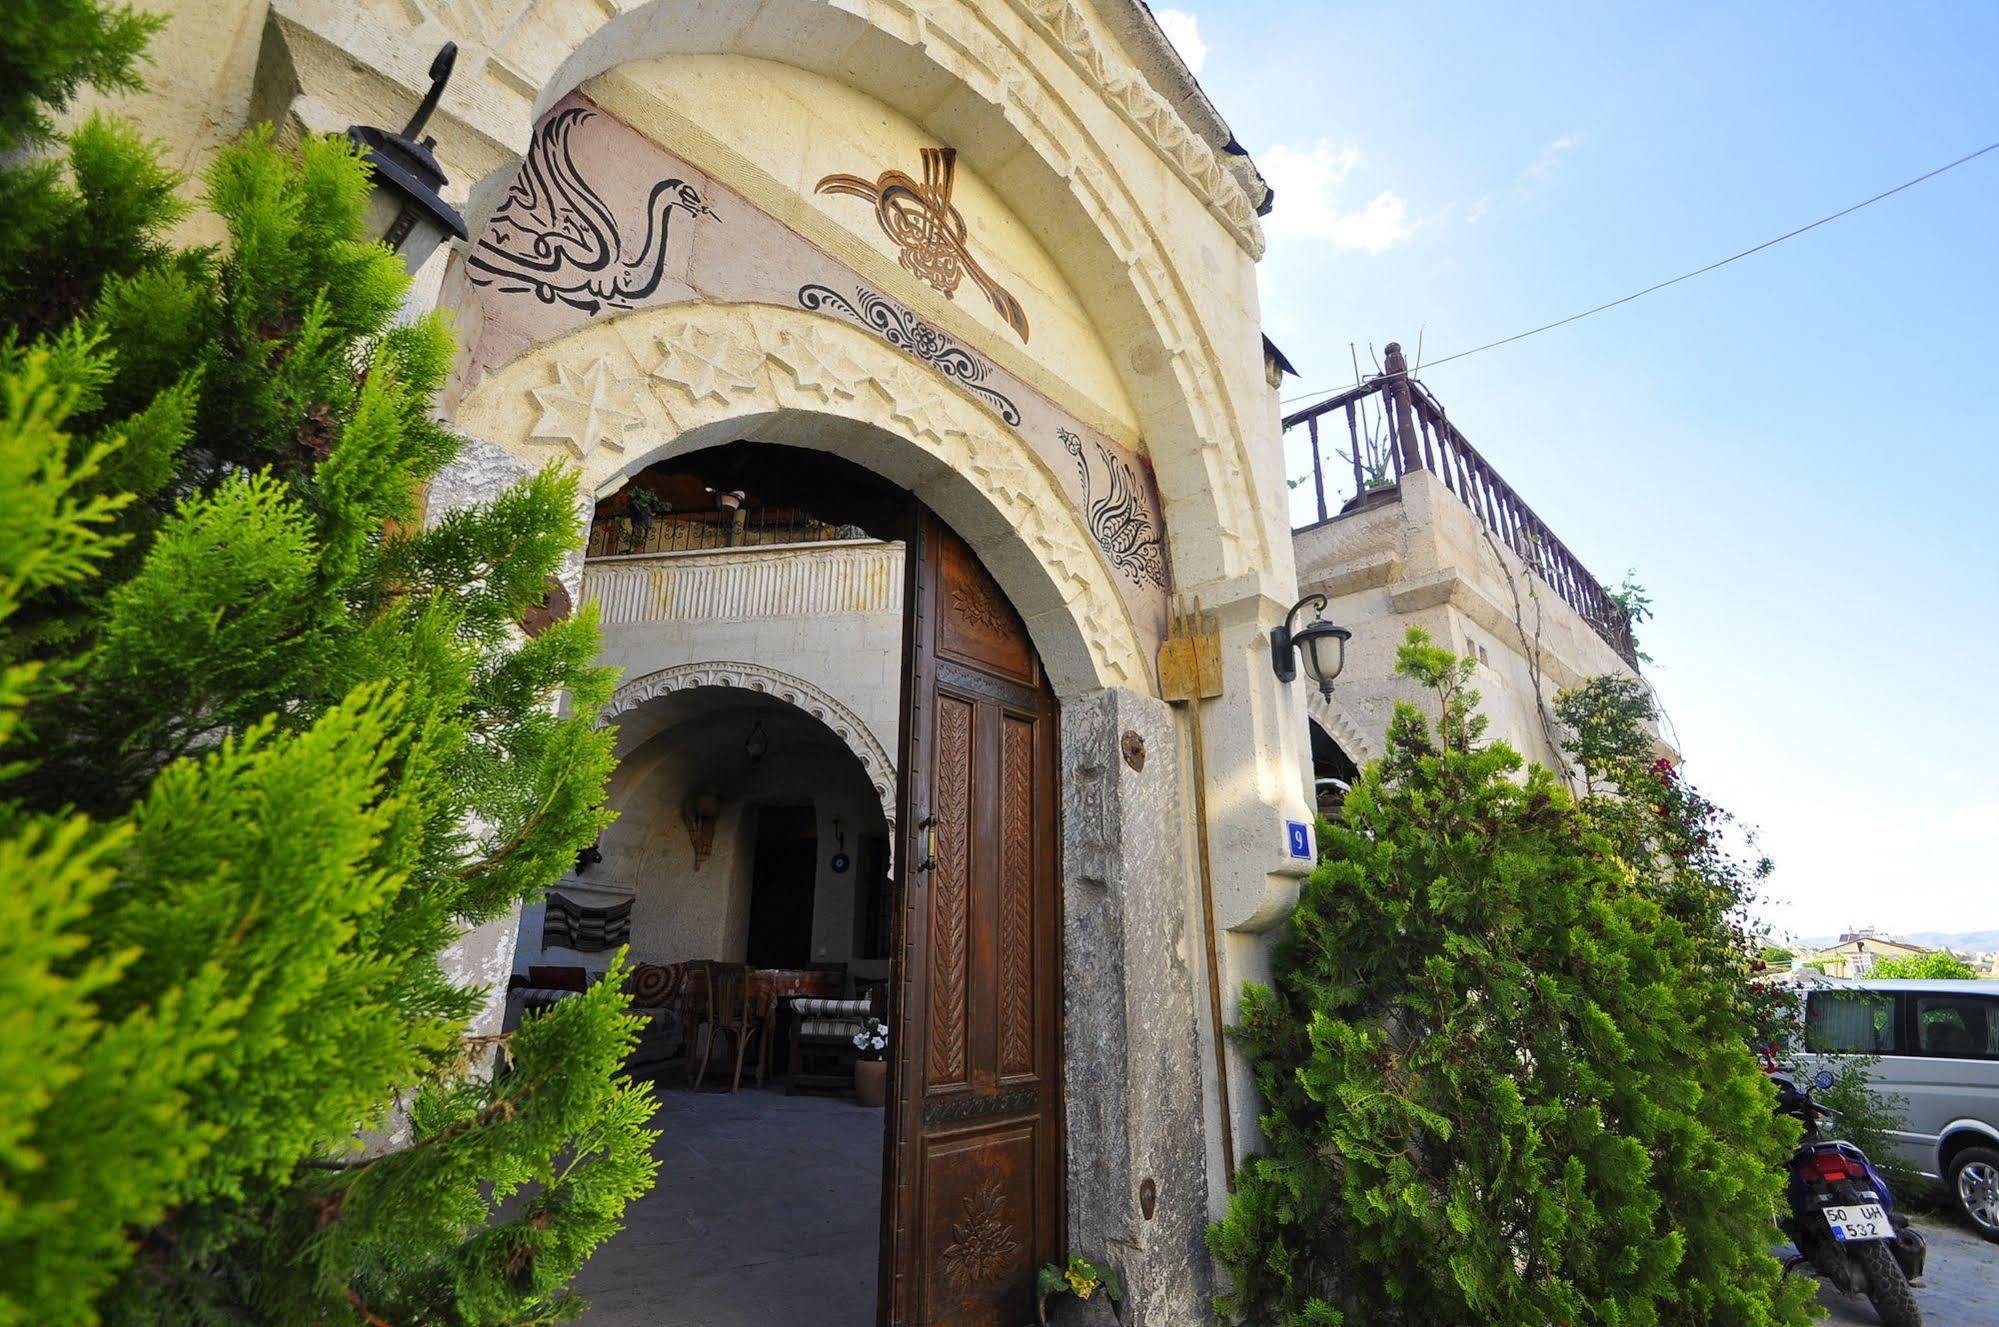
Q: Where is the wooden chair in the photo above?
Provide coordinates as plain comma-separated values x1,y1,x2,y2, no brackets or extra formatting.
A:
688,962,771,1092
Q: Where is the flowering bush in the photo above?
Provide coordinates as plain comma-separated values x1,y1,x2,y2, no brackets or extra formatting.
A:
851,1016,889,1061
1036,1253,1123,1323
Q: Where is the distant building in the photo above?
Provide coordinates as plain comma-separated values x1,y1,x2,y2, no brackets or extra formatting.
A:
1799,932,1931,978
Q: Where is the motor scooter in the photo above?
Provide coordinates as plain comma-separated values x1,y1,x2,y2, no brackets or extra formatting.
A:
1773,1068,1926,1327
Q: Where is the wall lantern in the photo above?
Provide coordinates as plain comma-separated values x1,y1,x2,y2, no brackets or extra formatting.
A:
346,42,469,276
744,718,769,767
682,793,721,870
1272,592,1352,700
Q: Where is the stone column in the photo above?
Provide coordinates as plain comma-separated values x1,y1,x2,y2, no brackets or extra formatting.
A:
427,436,550,1046
1062,687,1214,1326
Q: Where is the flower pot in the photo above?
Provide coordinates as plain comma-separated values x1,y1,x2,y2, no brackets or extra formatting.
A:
1041,1293,1122,1325
854,1057,887,1108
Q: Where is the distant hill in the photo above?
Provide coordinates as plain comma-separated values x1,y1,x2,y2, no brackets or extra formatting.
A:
1795,929,1999,953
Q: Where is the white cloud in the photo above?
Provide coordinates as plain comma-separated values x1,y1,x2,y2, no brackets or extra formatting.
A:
1521,134,1579,182
1260,139,1414,254
1154,9,1208,75
1469,134,1580,224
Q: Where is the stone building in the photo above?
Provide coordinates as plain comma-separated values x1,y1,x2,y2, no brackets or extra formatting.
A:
102,2,1642,1322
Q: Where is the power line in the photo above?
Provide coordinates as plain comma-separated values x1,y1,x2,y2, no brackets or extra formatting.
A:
1279,137,1999,405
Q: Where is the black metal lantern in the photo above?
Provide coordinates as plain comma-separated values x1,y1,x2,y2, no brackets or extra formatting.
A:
1272,593,1351,700
744,718,769,767
346,43,469,275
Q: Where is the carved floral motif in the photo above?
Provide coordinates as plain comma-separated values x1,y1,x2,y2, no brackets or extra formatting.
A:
940,1179,1021,1290
798,284,1021,425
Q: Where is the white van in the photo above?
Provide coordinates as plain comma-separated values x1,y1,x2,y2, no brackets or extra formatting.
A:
1802,979,1999,1241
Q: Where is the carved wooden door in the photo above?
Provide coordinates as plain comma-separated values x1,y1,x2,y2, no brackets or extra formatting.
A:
881,512,1061,1327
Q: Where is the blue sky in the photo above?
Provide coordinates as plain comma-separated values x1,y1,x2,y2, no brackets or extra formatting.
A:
1153,3,1998,941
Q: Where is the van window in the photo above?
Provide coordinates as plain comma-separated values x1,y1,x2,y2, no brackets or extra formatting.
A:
1914,995,1999,1059
1805,991,1898,1053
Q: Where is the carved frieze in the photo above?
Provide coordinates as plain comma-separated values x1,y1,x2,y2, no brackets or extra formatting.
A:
467,95,1172,649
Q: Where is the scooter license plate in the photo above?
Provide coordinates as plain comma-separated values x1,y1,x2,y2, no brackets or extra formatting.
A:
1822,1204,1891,1242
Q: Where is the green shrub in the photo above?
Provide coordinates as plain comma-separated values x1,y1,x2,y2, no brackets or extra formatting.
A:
1209,632,1815,1327
0,6,655,1322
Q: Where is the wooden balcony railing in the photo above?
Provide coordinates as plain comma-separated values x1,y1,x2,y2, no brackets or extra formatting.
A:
1285,342,1638,668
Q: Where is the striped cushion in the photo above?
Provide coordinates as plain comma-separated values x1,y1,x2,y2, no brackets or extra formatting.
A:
799,1018,870,1039
791,997,870,1018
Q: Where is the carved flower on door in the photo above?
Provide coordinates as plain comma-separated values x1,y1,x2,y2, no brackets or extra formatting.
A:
940,1179,1020,1290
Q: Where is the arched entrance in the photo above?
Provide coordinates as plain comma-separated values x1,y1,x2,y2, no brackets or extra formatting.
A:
493,430,1071,1324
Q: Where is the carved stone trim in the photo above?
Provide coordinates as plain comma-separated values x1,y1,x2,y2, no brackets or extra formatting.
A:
602,661,896,832
1007,0,1265,255
1307,690,1378,766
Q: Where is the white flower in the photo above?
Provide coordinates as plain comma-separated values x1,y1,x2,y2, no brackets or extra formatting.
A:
852,1031,868,1049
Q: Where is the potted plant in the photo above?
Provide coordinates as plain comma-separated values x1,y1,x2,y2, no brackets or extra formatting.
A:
851,1017,889,1107
1035,1253,1124,1324
621,487,670,553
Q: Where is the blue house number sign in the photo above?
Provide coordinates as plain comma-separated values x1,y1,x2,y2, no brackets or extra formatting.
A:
1285,820,1313,860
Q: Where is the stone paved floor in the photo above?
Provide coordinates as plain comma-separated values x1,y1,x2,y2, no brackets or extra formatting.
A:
1803,1212,1999,1326
576,1081,885,1327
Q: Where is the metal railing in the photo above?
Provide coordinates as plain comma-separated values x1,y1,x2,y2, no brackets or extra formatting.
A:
1285,342,1638,667
586,507,868,559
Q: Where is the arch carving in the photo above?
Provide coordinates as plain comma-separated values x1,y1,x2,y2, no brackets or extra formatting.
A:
1308,691,1377,767
264,0,1275,589
603,661,897,832
453,299,1150,695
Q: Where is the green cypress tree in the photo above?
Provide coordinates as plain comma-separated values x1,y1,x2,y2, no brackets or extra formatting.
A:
0,5,657,1322
1209,630,1816,1327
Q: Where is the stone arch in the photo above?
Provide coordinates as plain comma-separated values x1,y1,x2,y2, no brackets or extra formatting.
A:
1308,690,1376,766
268,0,1277,592
452,298,1148,697
604,661,896,833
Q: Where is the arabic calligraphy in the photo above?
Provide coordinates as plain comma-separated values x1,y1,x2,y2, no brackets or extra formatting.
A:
467,106,718,316
815,147,1030,343
1062,429,1169,589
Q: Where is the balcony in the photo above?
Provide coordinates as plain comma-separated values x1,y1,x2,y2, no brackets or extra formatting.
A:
1286,343,1637,669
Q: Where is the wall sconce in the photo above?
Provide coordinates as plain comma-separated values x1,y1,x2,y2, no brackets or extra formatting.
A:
345,43,469,275
682,792,721,869
744,719,769,767
1272,593,1352,701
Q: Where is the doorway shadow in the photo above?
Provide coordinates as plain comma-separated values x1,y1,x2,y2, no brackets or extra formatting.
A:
574,1084,884,1327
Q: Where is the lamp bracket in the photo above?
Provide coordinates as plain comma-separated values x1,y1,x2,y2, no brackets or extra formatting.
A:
1271,592,1329,685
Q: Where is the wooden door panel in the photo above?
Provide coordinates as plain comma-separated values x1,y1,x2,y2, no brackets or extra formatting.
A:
921,1126,1038,1324
926,692,974,1091
886,512,1060,1327
996,713,1037,1082
934,529,1036,683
